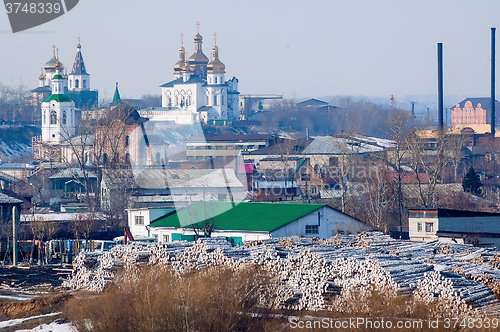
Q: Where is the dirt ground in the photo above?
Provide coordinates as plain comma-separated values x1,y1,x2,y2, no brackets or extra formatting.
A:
0,265,71,290
0,266,73,330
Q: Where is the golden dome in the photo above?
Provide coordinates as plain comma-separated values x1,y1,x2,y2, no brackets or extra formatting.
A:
207,37,225,74
207,57,225,74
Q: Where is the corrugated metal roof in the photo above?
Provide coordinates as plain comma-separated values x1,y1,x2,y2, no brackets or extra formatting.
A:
49,168,97,179
149,201,325,232
0,192,23,204
302,136,386,155
132,168,244,189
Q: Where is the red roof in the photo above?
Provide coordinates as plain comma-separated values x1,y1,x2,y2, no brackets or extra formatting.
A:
386,172,430,184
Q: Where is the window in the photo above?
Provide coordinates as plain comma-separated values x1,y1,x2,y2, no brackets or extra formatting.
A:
417,222,422,232
305,225,319,234
125,135,130,146
163,235,169,243
135,216,144,225
311,187,317,194
75,79,79,88
50,111,57,124
125,153,131,165
62,111,67,124
43,111,46,125
83,80,86,88
425,223,434,232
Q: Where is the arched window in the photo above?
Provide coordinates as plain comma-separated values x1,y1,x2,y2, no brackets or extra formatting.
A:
174,96,178,106
155,152,161,164
62,111,67,124
213,94,218,106
50,111,57,124
69,80,72,88
43,111,46,125
125,135,130,146
82,80,86,88
125,153,131,165
103,153,108,164
75,79,79,88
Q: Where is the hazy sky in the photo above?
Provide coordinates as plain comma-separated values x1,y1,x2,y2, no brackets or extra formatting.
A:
1,0,500,108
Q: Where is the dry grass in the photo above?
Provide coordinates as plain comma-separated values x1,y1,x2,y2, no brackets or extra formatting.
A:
65,266,286,332
65,266,499,332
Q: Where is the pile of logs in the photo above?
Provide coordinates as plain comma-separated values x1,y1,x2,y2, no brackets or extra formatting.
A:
62,231,500,313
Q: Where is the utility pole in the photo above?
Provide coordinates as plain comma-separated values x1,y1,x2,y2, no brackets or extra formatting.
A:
411,101,416,118
12,206,18,266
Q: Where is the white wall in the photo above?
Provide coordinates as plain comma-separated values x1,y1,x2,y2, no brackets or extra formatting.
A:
409,217,439,242
271,206,370,239
128,207,173,238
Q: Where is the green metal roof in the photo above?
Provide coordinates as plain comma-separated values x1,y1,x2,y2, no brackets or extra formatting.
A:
43,94,73,102
111,83,121,106
52,74,64,80
149,201,325,232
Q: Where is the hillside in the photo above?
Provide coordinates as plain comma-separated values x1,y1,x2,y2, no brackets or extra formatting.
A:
0,125,40,162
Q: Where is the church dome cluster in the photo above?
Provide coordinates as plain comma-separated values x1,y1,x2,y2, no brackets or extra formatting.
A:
158,23,240,125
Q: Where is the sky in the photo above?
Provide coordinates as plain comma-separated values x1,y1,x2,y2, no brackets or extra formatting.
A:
1,0,500,111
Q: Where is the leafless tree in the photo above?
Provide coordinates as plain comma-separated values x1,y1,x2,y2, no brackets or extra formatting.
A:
407,130,452,207
29,216,59,265
70,213,98,250
381,110,412,233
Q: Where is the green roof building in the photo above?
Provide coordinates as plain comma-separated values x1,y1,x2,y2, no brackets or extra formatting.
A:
146,201,370,245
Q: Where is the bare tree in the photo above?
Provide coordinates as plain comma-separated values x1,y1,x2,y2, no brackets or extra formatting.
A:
407,130,452,207
29,216,59,265
363,168,396,232
382,110,412,234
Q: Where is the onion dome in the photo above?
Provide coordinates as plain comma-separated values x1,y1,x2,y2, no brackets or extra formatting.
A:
207,34,225,74
174,34,187,74
39,68,45,80
44,47,64,70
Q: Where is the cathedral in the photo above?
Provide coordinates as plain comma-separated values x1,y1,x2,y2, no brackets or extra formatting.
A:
31,40,98,116
32,40,99,161
155,25,240,124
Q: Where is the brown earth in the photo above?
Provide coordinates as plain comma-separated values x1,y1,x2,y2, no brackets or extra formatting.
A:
0,266,73,330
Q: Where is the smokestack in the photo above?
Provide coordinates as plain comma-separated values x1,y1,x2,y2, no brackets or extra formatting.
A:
438,43,444,131
492,27,496,139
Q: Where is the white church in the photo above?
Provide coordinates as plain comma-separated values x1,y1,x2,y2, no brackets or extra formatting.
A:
139,25,240,125
40,59,76,144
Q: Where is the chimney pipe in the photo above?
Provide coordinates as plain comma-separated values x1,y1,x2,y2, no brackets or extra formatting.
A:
438,43,444,131
492,27,496,139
